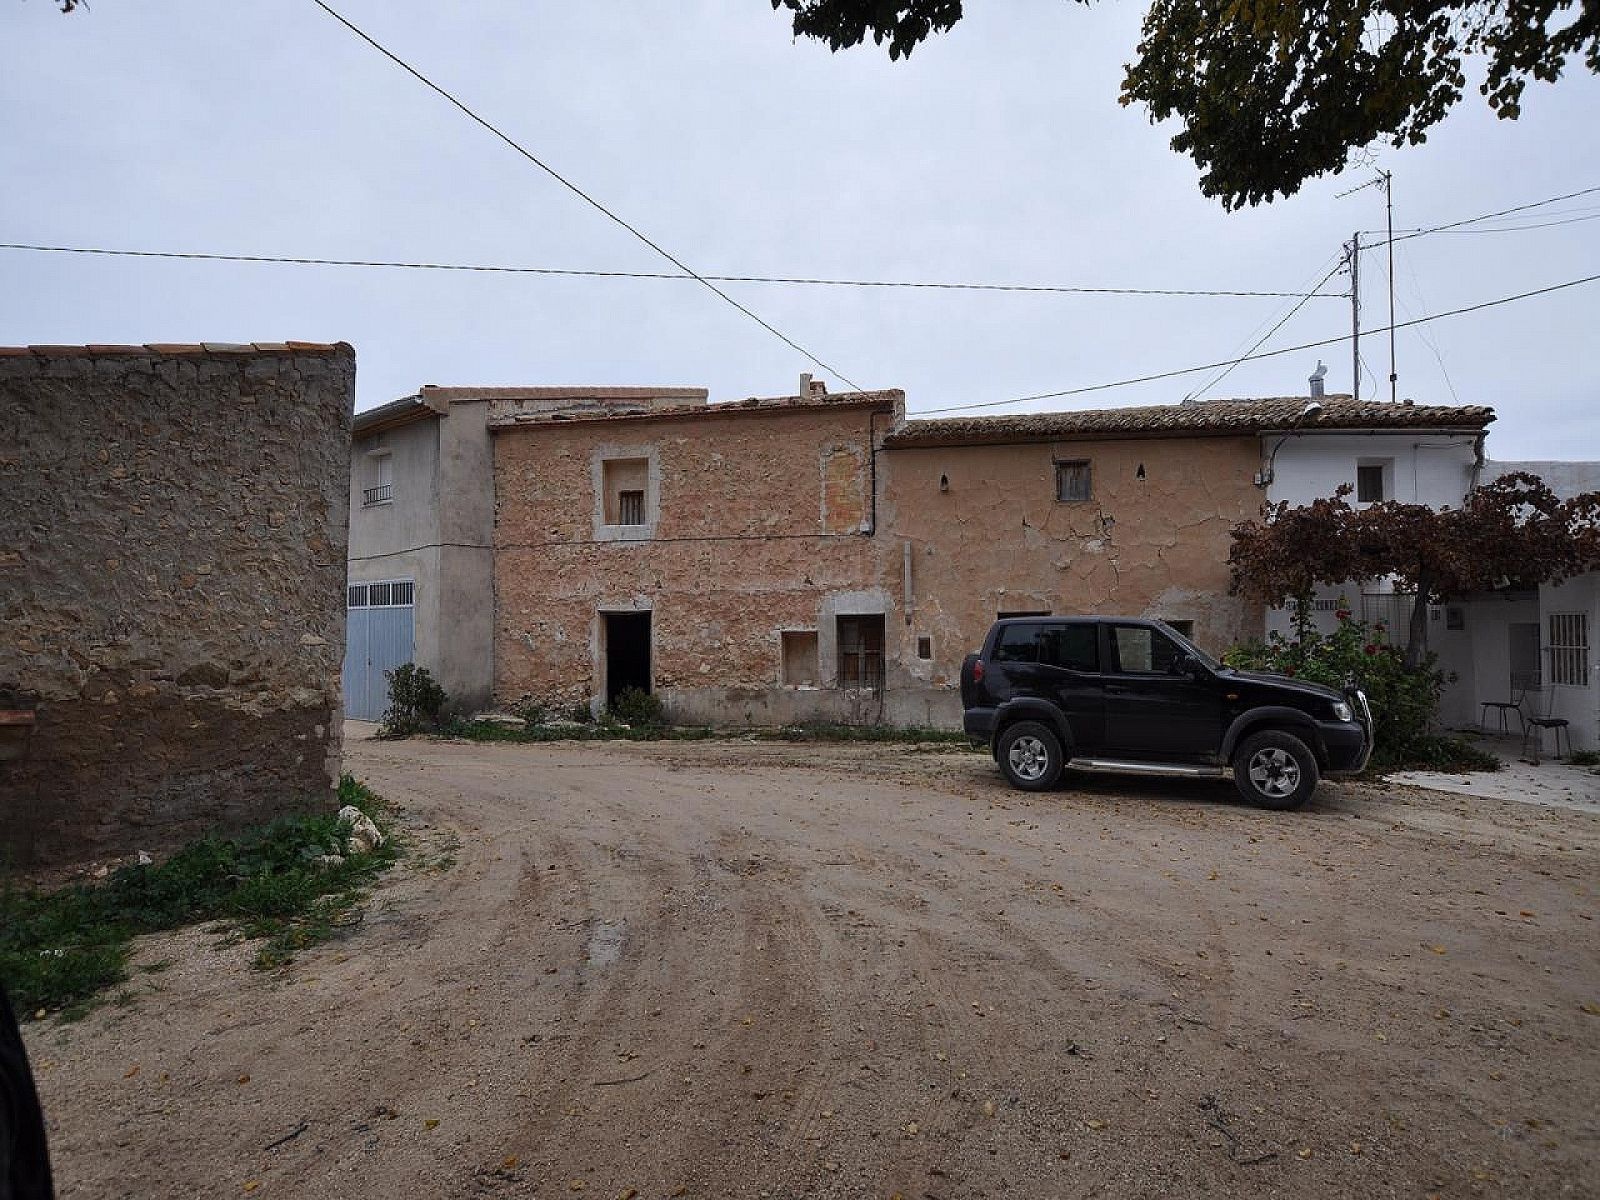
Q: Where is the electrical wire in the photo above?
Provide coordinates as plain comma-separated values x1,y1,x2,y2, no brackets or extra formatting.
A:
913,271,1600,416
0,243,1345,301
1184,257,1346,401
309,0,863,390
1361,185,1600,246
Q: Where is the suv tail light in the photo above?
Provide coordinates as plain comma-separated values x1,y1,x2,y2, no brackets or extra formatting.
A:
972,659,985,684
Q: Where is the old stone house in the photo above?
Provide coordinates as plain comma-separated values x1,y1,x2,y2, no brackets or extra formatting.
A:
2,342,356,866
348,379,1497,731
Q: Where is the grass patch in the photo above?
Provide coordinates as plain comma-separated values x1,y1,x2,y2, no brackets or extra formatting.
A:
1567,749,1600,768
0,776,398,1019
438,717,973,747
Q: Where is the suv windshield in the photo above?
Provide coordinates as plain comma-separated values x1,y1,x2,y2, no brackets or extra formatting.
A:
1154,621,1222,671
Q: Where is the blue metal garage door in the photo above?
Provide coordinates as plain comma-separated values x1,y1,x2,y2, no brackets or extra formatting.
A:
343,580,416,721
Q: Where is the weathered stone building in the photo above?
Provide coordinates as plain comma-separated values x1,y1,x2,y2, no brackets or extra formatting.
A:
491,384,904,725
1,342,356,866
345,379,1493,730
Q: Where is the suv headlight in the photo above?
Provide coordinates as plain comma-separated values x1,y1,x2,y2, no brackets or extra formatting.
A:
1331,700,1354,722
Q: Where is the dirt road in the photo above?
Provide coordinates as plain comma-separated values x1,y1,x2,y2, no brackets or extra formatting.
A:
27,732,1600,1198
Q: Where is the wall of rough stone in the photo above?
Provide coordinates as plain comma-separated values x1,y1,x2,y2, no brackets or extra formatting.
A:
0,343,355,866
492,403,888,717
490,399,1262,729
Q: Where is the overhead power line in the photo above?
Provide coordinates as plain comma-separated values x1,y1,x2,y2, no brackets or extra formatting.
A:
1360,184,1600,246
1185,257,1346,401
914,271,1600,416
0,243,1345,301
309,0,863,390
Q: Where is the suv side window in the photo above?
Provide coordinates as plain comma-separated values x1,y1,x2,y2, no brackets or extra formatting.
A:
1110,624,1185,675
992,624,1041,663
1039,623,1099,672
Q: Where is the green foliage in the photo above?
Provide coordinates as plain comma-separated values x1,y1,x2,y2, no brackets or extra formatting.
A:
1569,750,1600,767
0,776,397,1018
776,1,1600,208
380,663,448,738
1224,606,1450,768
566,701,595,725
608,687,666,728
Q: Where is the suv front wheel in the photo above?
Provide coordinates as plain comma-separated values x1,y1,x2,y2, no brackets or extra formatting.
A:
1232,730,1319,810
997,721,1064,791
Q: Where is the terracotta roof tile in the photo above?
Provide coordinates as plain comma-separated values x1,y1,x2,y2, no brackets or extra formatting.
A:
490,388,904,430
885,396,1495,446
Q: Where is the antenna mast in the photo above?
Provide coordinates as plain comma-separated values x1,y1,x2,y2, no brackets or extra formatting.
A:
1347,234,1361,402
1383,171,1397,402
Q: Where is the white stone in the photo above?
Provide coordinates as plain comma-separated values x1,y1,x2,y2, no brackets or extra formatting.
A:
338,805,385,854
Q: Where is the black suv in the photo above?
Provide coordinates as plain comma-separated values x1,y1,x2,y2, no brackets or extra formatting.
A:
960,617,1371,809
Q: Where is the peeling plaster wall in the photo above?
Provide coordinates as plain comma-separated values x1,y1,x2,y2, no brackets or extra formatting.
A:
493,407,886,719
878,436,1264,691
1,345,355,865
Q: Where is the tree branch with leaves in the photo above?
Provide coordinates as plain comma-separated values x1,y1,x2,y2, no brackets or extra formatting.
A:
1229,472,1600,669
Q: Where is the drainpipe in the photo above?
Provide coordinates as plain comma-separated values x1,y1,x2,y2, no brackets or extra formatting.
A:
866,410,879,535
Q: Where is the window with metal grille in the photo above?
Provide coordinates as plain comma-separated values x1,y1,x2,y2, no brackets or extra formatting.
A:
618,490,645,526
1549,613,1589,686
836,615,885,689
1055,460,1091,502
347,579,414,608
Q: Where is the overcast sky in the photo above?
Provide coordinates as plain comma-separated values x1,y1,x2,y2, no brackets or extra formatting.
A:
4,1,1596,458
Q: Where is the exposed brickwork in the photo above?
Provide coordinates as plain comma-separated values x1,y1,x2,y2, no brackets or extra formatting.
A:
493,404,888,709
0,344,356,865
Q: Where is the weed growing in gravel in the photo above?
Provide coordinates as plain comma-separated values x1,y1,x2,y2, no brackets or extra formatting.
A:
0,776,398,1019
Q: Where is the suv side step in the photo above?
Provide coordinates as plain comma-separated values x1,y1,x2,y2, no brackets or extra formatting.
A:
1066,757,1228,780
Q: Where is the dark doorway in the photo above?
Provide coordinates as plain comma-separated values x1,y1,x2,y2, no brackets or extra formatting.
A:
604,611,652,706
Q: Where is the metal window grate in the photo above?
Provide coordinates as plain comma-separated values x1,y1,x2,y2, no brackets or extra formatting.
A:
347,579,415,609
1549,613,1589,686
618,489,645,526
362,483,394,506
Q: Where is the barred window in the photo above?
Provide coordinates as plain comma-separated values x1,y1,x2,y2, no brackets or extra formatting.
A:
1549,613,1589,687
618,490,645,526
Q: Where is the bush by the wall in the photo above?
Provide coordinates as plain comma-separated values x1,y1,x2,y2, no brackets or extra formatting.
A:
1224,605,1478,769
608,687,665,728
379,663,448,738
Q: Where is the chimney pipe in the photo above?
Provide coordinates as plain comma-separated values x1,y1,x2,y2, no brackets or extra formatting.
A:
1309,360,1328,400
799,372,812,399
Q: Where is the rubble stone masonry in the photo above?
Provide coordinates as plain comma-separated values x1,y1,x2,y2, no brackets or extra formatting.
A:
0,344,355,866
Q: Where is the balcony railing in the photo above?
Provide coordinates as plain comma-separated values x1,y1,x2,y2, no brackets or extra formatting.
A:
362,483,393,507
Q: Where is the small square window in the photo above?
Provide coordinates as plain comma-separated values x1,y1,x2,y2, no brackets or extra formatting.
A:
1055,460,1091,502
602,458,650,525
1356,463,1386,502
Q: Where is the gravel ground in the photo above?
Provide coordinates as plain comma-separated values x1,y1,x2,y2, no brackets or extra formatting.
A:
22,730,1600,1199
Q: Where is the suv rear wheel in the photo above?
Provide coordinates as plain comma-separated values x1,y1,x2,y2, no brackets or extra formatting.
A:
998,721,1064,791
1232,730,1319,810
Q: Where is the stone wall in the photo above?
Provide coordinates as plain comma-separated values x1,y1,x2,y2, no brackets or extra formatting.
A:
492,402,888,718
0,343,356,867
490,395,1263,729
